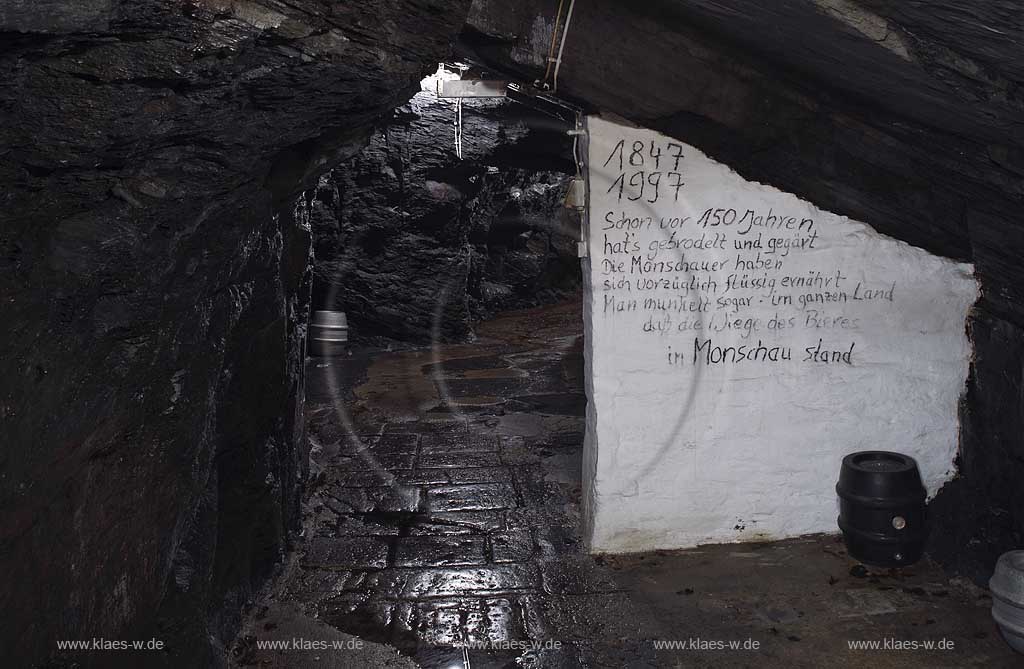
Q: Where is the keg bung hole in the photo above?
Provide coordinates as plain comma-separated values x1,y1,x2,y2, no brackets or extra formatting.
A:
891,516,906,530
851,452,907,472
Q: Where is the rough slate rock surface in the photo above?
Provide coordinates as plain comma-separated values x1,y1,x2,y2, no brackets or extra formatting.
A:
0,1,471,666
310,91,580,343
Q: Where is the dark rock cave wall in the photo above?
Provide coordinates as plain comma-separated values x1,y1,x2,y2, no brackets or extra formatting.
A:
462,0,1024,582
309,89,581,343
0,1,471,666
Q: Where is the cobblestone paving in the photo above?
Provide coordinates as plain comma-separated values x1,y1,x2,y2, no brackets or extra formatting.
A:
284,302,652,667
294,423,596,667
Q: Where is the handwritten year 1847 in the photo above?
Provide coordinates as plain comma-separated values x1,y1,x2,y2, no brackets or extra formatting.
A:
602,139,685,203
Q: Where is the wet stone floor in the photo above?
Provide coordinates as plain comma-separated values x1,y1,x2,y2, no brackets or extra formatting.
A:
234,301,1020,669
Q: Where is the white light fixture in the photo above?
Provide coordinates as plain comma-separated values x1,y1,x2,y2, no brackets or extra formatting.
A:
436,79,508,98
419,63,461,93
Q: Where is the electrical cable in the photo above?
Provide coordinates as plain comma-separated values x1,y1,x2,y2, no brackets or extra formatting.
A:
454,97,463,159
551,0,576,93
540,0,566,88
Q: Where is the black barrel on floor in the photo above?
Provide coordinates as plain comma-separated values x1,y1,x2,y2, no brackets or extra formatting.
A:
836,451,927,567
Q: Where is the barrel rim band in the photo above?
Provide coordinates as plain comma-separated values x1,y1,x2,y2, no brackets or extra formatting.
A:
991,605,1024,636
835,486,926,508
837,518,927,542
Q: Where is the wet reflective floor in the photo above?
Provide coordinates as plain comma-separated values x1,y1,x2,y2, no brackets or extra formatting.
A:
234,301,1018,668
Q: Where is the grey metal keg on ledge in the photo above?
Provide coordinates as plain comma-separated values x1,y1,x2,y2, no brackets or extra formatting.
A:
309,310,348,357
991,550,1024,654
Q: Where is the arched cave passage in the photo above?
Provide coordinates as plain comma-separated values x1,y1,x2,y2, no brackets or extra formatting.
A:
307,69,583,345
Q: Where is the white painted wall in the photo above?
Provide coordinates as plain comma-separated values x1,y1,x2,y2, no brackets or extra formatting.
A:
581,115,978,553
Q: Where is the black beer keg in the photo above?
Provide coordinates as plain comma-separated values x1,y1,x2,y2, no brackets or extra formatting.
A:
836,451,927,567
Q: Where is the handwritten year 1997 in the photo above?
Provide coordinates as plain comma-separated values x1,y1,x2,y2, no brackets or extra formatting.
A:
602,139,685,204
